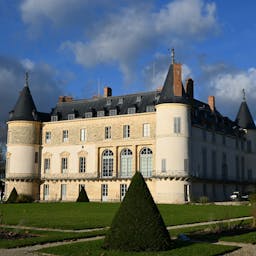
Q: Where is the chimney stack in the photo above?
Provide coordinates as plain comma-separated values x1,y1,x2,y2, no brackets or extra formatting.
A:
173,63,183,96
186,78,194,99
104,86,112,97
208,96,215,112
58,96,73,103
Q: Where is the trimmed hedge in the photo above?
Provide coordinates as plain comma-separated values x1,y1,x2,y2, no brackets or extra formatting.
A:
103,171,171,252
76,187,89,202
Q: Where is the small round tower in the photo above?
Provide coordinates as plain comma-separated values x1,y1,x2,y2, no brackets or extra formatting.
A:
155,51,191,203
5,73,43,200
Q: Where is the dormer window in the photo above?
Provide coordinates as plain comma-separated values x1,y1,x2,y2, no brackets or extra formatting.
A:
109,109,117,116
97,110,105,117
85,112,93,118
51,115,58,121
136,95,142,102
118,98,124,104
146,105,155,112
106,99,112,106
127,107,136,114
68,114,75,120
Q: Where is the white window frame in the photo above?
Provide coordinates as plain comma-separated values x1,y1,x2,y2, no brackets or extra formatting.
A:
105,126,111,139
43,184,49,200
174,117,181,134
61,184,67,200
102,150,113,177
140,147,153,177
123,125,130,138
79,157,86,173
45,131,51,143
61,157,68,173
143,123,150,137
120,149,132,177
80,128,86,142
62,130,69,142
44,158,50,173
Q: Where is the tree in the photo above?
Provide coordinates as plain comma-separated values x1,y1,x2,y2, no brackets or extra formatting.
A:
6,187,18,203
76,186,89,202
103,171,171,251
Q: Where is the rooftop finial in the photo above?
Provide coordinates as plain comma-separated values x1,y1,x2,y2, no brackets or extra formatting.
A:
242,88,246,101
25,71,29,87
171,48,175,64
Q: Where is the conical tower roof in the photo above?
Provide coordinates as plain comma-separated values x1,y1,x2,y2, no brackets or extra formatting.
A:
236,100,256,129
158,50,186,104
9,73,38,121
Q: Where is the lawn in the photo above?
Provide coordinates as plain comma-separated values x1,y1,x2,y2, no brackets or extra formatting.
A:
220,230,256,244
0,228,107,248
0,202,251,229
39,238,238,256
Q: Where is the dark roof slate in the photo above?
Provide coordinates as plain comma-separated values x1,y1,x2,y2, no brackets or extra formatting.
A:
235,101,256,129
9,86,50,122
158,64,187,104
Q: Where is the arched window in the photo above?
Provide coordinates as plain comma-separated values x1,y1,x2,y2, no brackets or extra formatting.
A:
120,149,132,177
140,148,152,177
102,149,114,177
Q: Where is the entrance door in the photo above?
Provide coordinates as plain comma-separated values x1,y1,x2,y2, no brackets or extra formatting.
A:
102,184,108,202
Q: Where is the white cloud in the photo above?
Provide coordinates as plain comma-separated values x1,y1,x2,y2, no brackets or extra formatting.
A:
60,0,218,83
206,67,256,118
21,58,35,70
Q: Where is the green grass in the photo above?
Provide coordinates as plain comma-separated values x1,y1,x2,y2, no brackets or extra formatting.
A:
0,228,106,248
39,238,238,256
220,231,256,244
0,203,251,229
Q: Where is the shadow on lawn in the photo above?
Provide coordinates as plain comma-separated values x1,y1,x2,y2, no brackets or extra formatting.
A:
188,225,256,243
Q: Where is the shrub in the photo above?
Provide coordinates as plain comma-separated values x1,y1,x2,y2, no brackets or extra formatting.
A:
199,196,209,204
249,193,256,205
6,187,18,203
103,171,171,252
76,187,89,202
16,194,34,203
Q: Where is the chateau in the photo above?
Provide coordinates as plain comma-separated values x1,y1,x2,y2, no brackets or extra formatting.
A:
5,54,256,203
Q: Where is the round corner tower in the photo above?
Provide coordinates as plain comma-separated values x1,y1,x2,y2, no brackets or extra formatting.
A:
5,74,43,200
155,58,192,203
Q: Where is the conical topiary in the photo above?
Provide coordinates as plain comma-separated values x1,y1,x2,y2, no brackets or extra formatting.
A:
6,187,18,203
103,171,171,251
76,186,89,202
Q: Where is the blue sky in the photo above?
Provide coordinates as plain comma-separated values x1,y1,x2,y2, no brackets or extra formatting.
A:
0,0,256,138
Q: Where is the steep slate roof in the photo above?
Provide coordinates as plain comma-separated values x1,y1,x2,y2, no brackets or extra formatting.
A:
158,63,187,104
51,90,161,119
235,101,256,129
9,85,50,122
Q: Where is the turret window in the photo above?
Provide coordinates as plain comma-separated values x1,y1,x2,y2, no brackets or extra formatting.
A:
44,158,50,173
45,132,51,143
174,117,181,134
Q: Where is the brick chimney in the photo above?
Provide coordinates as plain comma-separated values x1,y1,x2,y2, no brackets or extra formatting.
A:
104,86,112,97
58,96,73,103
173,63,182,96
186,78,194,99
208,96,215,112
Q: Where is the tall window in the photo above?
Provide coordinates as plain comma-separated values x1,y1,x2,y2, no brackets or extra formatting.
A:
105,126,111,139
44,158,50,173
120,184,127,201
236,156,240,180
161,159,166,172
45,131,51,143
143,123,150,137
35,152,38,163
102,149,114,177
63,130,68,142
43,184,49,200
123,125,130,138
79,157,86,173
202,147,207,177
174,117,181,134
241,156,245,180
80,128,86,142
61,184,67,200
61,157,68,173
140,148,153,177
120,149,132,177
211,150,216,178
